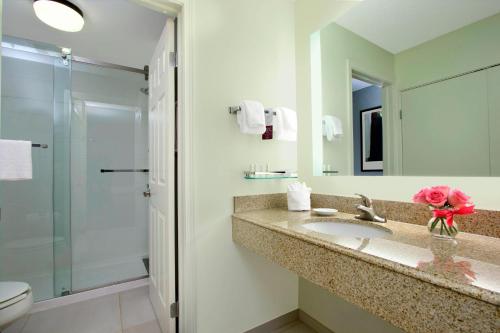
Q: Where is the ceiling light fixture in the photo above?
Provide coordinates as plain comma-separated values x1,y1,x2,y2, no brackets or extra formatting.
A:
33,0,85,32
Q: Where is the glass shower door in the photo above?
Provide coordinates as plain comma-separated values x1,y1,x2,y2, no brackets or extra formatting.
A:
70,62,149,291
0,37,148,300
0,38,72,300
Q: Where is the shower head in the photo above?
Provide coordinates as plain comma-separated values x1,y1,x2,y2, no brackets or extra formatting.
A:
140,87,149,96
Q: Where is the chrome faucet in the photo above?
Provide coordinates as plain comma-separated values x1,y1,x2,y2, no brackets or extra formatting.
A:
354,194,387,223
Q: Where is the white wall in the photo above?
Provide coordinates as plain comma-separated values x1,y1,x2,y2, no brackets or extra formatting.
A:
299,279,404,333
192,0,299,331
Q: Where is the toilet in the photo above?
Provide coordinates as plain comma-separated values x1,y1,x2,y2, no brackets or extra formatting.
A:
0,282,33,330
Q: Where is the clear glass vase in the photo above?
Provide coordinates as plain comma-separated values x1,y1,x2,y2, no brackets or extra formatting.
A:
427,216,459,240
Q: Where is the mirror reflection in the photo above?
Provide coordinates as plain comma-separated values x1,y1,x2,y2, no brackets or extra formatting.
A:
313,0,500,177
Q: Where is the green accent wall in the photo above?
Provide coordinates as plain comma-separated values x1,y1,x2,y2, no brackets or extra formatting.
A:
395,13,500,89
396,13,500,177
320,22,394,175
487,66,500,176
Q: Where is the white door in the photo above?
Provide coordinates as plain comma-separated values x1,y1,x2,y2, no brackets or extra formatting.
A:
148,18,176,333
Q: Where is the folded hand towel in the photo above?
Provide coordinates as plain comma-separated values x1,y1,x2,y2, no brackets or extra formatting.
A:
323,115,343,141
237,100,266,134
273,107,297,142
0,140,33,181
287,182,311,211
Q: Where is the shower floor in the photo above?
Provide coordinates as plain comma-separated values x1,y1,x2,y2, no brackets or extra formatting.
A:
72,257,148,292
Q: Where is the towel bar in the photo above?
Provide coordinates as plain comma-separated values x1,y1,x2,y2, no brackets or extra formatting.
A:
100,169,149,173
32,143,48,149
228,106,276,116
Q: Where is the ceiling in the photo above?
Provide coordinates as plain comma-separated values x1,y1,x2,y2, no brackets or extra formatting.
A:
352,78,372,92
3,0,167,68
336,0,500,54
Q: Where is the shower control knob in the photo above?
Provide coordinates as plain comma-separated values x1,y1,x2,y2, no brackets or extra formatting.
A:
143,184,151,198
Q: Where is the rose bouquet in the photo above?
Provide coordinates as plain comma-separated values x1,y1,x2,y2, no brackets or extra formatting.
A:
412,186,475,239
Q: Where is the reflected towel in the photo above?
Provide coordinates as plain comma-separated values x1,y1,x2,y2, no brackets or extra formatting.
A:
323,115,343,141
0,140,33,181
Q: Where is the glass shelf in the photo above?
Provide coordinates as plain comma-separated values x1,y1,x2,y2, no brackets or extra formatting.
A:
244,171,298,180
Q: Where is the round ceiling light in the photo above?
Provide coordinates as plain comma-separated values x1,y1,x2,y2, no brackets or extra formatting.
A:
33,0,84,32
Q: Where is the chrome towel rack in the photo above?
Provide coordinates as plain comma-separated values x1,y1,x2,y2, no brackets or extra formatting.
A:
32,143,48,149
228,106,276,116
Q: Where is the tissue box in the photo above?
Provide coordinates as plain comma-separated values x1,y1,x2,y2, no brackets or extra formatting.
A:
287,190,311,211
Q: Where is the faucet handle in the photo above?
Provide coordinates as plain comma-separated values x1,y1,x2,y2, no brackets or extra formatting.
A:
355,193,372,207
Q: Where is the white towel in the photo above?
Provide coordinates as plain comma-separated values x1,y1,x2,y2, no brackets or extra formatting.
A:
0,140,33,181
323,115,343,141
273,107,297,142
236,100,266,134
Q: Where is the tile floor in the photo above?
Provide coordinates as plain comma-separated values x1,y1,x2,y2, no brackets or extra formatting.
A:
5,286,318,333
5,286,160,333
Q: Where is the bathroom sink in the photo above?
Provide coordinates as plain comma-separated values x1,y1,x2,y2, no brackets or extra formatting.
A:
302,220,391,238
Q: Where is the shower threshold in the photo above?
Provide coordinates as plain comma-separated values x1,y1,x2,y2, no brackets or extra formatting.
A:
70,275,149,295
71,258,149,292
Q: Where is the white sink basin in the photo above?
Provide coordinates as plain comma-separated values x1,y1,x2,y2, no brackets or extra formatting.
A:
302,220,391,238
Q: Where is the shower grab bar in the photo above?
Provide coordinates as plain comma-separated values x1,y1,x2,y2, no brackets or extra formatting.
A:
32,143,48,149
100,169,149,173
228,106,277,115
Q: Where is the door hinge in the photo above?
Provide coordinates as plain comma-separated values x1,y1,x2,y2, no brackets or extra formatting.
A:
170,301,179,318
399,109,403,120
169,52,178,68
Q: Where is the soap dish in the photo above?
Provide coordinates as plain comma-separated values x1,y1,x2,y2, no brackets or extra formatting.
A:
313,208,338,216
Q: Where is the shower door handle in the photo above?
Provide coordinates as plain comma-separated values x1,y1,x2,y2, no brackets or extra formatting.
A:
143,184,151,198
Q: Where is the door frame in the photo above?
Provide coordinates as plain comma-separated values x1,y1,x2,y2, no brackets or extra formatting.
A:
347,60,396,175
134,1,195,332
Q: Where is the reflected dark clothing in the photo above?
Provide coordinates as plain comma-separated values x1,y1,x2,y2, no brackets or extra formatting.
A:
368,113,382,161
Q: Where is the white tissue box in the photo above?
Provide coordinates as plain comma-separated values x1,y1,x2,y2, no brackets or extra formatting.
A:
287,190,311,211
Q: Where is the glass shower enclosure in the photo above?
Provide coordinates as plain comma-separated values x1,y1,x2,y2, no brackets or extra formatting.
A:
0,37,149,301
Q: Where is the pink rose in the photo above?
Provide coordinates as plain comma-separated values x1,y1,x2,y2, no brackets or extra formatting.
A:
412,188,429,204
448,189,470,208
425,186,450,208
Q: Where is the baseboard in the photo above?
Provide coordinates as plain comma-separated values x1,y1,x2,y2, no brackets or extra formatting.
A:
31,278,149,314
299,310,335,333
244,310,299,333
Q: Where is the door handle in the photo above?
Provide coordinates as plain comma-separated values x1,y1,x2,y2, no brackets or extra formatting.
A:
143,184,151,198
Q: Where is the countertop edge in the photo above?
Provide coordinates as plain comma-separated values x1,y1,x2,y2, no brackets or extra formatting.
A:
232,212,500,306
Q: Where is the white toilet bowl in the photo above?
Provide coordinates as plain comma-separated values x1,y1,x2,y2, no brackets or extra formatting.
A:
0,282,33,330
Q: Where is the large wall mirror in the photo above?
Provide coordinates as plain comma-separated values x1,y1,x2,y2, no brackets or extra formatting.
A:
311,0,500,177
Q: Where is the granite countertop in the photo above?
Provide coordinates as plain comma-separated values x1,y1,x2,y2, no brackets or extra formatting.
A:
233,208,500,306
